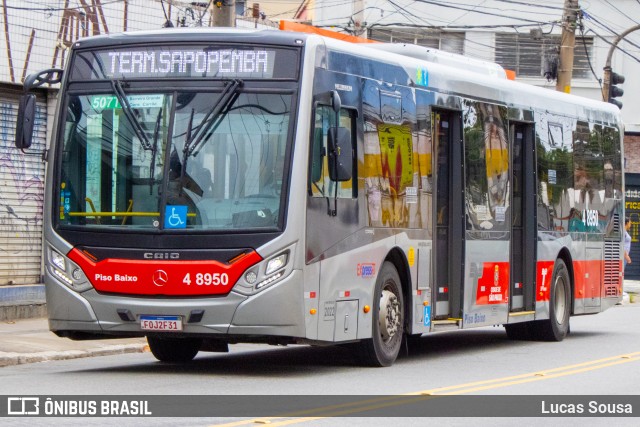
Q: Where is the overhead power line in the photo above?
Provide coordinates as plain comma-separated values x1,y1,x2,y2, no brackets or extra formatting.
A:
494,0,563,9
411,0,560,24
4,0,125,12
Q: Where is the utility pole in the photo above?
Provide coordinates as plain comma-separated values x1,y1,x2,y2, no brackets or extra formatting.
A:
555,0,579,93
212,0,236,27
353,0,365,37
601,24,640,102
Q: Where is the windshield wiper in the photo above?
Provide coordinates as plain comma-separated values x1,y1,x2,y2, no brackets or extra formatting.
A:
182,79,243,159
110,79,152,150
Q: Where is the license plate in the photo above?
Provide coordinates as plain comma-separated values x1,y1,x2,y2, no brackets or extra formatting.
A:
140,315,183,331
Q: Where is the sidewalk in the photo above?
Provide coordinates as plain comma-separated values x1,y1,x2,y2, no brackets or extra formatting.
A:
1,281,639,369
0,317,148,367
624,279,640,294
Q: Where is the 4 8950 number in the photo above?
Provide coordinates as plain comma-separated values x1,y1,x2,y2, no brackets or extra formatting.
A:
182,272,229,286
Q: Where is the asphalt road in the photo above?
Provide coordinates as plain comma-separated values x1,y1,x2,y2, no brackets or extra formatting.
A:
1,303,639,426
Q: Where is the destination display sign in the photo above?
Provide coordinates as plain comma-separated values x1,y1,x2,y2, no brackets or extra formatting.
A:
71,46,298,80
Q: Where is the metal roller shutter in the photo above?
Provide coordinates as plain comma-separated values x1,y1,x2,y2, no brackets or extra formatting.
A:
0,85,48,285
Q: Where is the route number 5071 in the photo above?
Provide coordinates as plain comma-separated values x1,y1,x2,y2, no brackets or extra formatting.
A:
183,272,229,286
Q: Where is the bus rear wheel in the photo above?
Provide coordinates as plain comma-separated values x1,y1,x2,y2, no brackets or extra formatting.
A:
358,261,404,367
147,335,202,363
531,258,571,341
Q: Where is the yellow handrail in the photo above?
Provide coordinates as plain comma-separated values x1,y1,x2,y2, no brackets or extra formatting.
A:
84,197,100,224
69,211,196,217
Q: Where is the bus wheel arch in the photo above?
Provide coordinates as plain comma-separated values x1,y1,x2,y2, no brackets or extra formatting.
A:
532,255,572,341
506,251,573,341
386,248,412,333
357,250,409,367
556,248,575,316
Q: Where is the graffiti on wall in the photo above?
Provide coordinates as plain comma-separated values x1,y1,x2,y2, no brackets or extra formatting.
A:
0,101,45,262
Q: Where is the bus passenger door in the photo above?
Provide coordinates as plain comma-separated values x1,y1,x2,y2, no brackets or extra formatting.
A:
510,123,537,312
433,110,464,319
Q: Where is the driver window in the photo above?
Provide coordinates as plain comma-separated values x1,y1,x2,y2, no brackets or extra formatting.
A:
310,105,355,198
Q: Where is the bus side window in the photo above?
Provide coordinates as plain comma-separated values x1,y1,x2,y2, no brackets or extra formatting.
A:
310,105,355,198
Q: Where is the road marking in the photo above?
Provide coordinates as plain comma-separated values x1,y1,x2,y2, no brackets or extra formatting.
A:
209,351,640,426
409,351,640,395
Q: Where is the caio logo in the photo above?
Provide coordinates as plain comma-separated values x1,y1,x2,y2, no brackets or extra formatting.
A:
7,397,40,415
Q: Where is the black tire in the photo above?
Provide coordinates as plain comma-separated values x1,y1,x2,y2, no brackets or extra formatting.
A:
504,322,532,340
530,259,571,341
147,335,202,363
357,261,404,367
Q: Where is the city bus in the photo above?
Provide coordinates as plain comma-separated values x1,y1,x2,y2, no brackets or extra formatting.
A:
15,28,624,367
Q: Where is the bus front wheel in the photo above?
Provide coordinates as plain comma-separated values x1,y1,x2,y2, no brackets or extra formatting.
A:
147,335,202,363
358,261,404,367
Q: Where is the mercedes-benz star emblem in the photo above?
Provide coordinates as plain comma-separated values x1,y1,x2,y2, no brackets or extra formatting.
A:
153,270,168,287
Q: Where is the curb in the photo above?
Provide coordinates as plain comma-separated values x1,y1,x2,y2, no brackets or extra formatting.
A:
0,284,47,321
0,344,149,368
0,302,47,322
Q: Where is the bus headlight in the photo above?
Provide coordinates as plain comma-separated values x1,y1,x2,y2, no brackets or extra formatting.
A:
265,252,288,275
51,250,66,272
233,247,294,296
48,248,93,292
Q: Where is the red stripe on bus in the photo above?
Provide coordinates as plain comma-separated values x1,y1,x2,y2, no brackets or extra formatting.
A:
573,259,622,299
68,248,262,296
537,259,622,302
536,261,555,302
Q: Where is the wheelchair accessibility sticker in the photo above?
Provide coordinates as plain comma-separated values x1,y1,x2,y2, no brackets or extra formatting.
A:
165,205,187,229
423,305,431,327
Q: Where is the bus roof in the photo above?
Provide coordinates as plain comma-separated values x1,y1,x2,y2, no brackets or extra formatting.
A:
70,27,622,126
312,34,622,126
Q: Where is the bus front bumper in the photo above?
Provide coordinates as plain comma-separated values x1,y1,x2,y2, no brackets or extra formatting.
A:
45,269,306,341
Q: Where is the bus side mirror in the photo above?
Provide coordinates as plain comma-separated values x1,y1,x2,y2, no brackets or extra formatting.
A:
15,94,37,149
331,90,341,113
328,127,352,182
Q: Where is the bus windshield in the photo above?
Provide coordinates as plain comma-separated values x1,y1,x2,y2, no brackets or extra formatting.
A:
57,88,291,231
